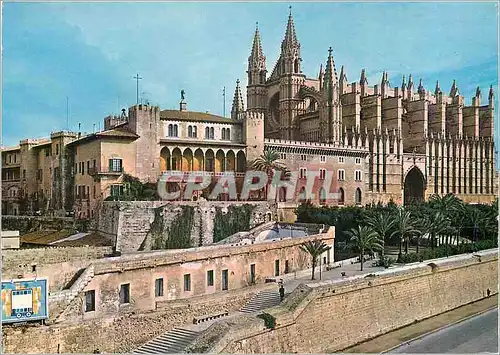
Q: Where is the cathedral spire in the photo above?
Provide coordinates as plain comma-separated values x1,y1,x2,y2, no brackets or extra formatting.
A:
318,63,324,89
231,79,245,120
449,79,459,97
417,78,425,98
250,22,264,63
324,47,337,83
489,85,494,101
360,69,367,85
281,6,298,53
475,86,481,98
401,75,407,90
435,80,441,96
381,71,389,85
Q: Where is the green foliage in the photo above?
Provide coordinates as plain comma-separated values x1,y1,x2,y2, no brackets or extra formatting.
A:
300,240,332,280
344,225,383,270
151,206,195,250
213,204,256,242
399,239,498,263
257,312,276,329
109,174,159,201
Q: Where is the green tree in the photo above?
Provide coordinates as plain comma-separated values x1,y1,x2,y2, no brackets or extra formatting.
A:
344,226,382,271
420,211,450,250
251,150,289,200
300,240,332,280
393,208,420,259
365,211,396,266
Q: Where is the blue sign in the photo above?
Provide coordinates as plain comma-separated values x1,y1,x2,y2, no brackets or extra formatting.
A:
1,278,49,324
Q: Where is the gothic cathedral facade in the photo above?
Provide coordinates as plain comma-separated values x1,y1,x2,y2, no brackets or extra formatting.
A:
235,11,497,205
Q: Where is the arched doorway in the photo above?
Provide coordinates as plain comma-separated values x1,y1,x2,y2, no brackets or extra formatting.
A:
318,187,326,205
338,188,345,206
404,166,425,205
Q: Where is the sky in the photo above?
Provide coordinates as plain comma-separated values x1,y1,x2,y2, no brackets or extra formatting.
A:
2,2,498,148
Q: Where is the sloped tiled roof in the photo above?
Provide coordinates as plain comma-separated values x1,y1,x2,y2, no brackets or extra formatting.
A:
66,125,139,146
160,110,237,124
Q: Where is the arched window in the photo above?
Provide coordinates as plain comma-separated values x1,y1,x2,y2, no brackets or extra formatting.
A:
355,188,362,205
192,126,197,138
173,124,178,137
294,59,299,73
319,187,326,205
210,127,215,139
168,124,173,137
188,126,193,138
338,188,345,205
205,127,210,139
226,128,230,140
221,128,226,140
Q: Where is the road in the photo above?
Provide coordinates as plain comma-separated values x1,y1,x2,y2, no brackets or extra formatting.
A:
389,308,498,353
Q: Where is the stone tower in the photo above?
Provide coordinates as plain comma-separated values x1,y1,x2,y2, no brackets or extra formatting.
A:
273,9,306,140
246,23,267,113
244,110,265,164
321,47,341,143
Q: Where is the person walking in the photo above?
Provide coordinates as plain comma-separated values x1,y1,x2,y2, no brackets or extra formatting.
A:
279,282,285,302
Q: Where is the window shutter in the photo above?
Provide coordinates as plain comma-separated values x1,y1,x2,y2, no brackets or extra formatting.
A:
109,159,113,172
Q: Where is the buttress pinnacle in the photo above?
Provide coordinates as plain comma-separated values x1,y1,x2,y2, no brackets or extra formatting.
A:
281,7,299,52
250,22,264,63
231,79,245,120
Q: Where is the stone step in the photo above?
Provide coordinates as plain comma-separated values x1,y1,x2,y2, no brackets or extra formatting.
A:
133,328,199,354
240,290,283,313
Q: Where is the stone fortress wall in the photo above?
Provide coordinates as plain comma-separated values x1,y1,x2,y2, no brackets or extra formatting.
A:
2,227,334,353
190,249,498,354
91,200,276,253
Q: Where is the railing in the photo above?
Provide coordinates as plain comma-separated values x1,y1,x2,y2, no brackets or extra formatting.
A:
88,167,123,175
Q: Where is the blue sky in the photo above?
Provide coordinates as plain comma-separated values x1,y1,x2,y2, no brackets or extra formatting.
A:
2,2,498,148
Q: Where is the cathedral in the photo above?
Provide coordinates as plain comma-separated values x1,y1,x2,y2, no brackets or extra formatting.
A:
232,10,498,205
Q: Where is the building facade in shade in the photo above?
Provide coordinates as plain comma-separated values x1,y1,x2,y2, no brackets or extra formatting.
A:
1,11,497,218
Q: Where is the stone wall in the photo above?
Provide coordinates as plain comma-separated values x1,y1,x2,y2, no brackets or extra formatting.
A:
2,282,276,354
93,201,276,253
2,246,113,291
194,249,498,353
57,231,334,322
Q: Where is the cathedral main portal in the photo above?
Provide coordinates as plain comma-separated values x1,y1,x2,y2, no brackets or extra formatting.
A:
404,167,425,205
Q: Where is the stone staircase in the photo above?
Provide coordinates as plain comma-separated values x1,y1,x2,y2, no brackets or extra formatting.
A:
49,264,95,322
133,328,200,354
239,289,283,313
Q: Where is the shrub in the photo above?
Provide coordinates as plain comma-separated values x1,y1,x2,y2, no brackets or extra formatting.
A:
257,313,276,329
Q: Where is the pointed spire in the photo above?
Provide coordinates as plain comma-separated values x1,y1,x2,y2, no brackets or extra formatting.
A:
250,22,264,63
475,86,481,98
324,47,337,84
318,63,324,80
360,69,367,85
417,78,425,97
281,6,298,52
489,85,494,100
435,80,441,96
340,65,347,82
381,71,389,85
401,75,407,90
408,74,414,87
231,79,245,120
450,79,459,97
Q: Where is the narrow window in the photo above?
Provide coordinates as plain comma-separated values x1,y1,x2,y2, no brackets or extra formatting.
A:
155,278,164,297
184,274,191,291
221,269,229,291
193,126,197,138
119,284,130,304
250,264,256,284
210,127,214,139
85,290,95,312
275,260,280,276
285,260,289,274
226,128,231,140
207,270,214,287
205,127,210,139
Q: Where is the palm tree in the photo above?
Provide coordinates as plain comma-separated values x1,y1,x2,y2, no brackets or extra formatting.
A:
344,226,383,271
300,240,331,280
251,150,289,200
393,207,420,259
420,211,449,249
365,212,396,266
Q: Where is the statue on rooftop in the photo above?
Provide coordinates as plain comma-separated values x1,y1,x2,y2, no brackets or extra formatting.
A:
181,89,185,101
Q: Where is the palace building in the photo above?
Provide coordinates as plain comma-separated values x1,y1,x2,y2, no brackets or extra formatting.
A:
1,11,497,218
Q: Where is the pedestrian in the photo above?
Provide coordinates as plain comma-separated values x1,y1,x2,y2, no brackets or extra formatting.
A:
279,283,285,302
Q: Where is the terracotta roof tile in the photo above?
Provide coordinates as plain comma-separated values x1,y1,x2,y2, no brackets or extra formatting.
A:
160,110,239,124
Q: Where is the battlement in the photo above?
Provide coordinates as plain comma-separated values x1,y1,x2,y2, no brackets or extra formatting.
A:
264,137,369,152
19,137,51,146
50,131,78,139
129,103,160,113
